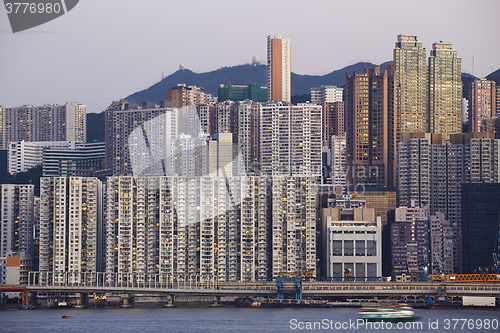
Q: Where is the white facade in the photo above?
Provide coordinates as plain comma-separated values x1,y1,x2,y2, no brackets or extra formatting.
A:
0,185,35,257
331,135,347,188
326,213,382,279
8,140,77,175
261,102,322,176
310,85,343,103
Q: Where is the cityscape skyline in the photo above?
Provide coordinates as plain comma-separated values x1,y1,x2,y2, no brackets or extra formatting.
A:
0,0,499,113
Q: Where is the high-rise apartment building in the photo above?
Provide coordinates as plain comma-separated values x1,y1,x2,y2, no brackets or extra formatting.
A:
346,66,393,187
428,42,462,141
167,84,213,108
391,205,429,281
429,212,454,274
105,176,269,282
0,185,35,257
0,103,86,150
468,79,496,132
322,102,344,150
398,132,500,273
39,177,102,281
271,177,317,277
310,85,343,104
105,100,178,176
237,100,261,175
331,135,347,188
267,35,291,102
393,35,427,184
261,102,322,177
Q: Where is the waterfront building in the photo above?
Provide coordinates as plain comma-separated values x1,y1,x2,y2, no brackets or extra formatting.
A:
218,83,267,102
461,183,500,274
39,177,102,283
261,102,322,177
468,79,496,133
429,212,454,274
271,176,317,277
267,35,291,102
0,103,86,150
8,141,77,175
428,42,462,142
390,205,429,281
323,206,382,279
0,185,35,258
42,141,106,177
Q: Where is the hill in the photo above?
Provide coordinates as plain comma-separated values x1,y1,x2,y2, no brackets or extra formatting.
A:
125,62,388,104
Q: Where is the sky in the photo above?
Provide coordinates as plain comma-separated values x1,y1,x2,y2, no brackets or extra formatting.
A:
0,0,499,113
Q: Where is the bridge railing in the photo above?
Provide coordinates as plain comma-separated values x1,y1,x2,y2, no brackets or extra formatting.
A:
28,271,218,290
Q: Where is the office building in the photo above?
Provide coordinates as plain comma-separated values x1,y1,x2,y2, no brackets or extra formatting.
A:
42,141,106,177
0,185,35,258
167,84,213,108
271,176,317,277
323,206,382,279
346,66,393,187
8,140,77,175
468,79,496,132
39,177,102,282
261,102,322,177
391,205,429,281
461,183,500,274
428,42,462,142
218,83,267,102
267,35,291,102
0,103,86,149
351,188,397,227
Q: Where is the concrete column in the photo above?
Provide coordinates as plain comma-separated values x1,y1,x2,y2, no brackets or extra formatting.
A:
74,293,84,308
120,293,132,308
164,295,175,307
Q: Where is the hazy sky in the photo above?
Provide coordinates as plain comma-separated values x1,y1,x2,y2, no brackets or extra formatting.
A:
1,0,499,113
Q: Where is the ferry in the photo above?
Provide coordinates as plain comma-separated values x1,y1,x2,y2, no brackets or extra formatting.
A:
358,305,420,322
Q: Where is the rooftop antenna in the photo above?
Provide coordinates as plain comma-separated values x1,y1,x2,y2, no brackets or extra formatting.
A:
472,56,474,76
162,71,164,80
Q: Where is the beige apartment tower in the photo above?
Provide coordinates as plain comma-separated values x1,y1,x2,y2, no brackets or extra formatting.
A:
428,42,462,142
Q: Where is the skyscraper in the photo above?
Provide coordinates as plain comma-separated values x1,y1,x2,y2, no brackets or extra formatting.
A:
428,42,462,142
393,35,427,184
345,66,393,187
267,35,291,102
468,79,496,132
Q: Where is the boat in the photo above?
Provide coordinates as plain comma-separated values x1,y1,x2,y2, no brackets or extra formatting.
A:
235,297,329,308
62,315,71,319
358,305,420,322
425,296,500,310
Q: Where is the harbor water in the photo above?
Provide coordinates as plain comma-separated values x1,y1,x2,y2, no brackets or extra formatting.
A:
1,306,499,332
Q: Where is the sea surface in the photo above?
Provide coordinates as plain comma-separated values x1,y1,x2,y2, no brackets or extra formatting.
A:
0,306,499,333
